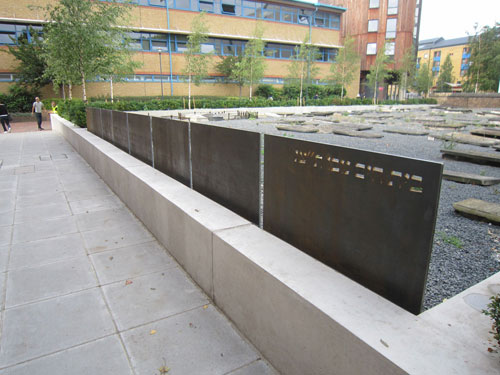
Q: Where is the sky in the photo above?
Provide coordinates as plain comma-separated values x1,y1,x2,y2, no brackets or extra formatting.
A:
417,0,499,40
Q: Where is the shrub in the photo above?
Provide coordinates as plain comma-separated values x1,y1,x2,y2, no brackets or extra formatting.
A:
255,84,277,99
0,85,40,113
483,294,500,349
58,99,86,127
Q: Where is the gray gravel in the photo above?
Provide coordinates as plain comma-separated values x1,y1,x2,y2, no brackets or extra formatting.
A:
204,105,500,311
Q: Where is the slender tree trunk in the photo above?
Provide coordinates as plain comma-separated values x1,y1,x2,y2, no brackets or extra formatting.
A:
62,84,66,100
239,84,242,98
69,84,73,100
188,74,191,110
110,76,114,103
81,70,87,103
249,64,253,99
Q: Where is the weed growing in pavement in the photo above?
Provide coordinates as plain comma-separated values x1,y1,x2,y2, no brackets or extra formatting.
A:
483,294,500,352
437,231,464,249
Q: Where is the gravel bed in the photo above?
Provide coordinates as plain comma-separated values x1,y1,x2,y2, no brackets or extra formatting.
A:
205,105,500,311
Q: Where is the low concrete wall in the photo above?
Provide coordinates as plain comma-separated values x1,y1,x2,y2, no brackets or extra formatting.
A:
52,114,500,375
433,93,500,108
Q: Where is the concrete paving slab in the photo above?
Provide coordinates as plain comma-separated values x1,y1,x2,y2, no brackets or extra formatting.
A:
15,191,68,210
6,256,97,307
0,245,9,273
442,170,500,186
275,124,318,133
121,305,260,375
65,185,113,202
0,226,12,246
75,207,139,232
91,241,175,285
103,268,208,331
228,360,279,375
453,198,500,224
0,196,15,214
434,132,500,147
0,288,115,368
9,233,86,270
12,216,78,244
441,148,500,166
82,222,154,253
69,194,123,215
14,202,72,224
383,127,430,136
0,211,14,227
2,335,133,375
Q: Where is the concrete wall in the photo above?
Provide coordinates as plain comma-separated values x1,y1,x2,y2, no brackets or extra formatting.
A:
51,114,500,375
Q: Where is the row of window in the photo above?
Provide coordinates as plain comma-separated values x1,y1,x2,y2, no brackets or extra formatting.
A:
0,23,42,45
366,42,394,56
128,31,338,62
369,0,399,15
367,17,397,39
111,0,341,30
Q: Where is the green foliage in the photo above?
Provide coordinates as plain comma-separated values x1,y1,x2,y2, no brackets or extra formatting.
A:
0,85,40,113
240,23,266,99
465,23,500,92
398,45,416,100
3,27,51,91
215,55,245,96
414,62,433,97
255,84,277,98
437,231,463,248
436,54,454,92
366,45,390,104
287,32,320,105
329,36,360,100
58,99,86,127
483,294,500,347
183,12,211,109
43,0,136,101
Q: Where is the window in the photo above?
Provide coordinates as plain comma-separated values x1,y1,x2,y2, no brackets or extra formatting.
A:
175,0,190,9
369,0,380,8
262,4,279,20
385,42,395,55
367,43,377,55
281,7,297,23
221,0,236,14
242,1,256,17
330,13,340,29
386,18,397,39
387,0,398,15
368,19,378,32
199,0,214,12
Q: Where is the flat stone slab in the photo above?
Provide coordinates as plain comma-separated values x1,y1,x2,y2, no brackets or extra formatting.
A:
276,124,318,133
383,127,429,136
442,170,500,186
415,117,446,124
453,198,500,224
434,132,500,147
423,122,466,129
471,128,500,138
330,127,383,138
441,149,500,166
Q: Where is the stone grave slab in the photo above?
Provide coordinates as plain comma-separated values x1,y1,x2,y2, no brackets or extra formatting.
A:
442,170,500,186
276,124,318,133
423,122,466,129
470,128,500,138
329,127,383,138
441,149,500,166
383,127,429,136
453,198,500,224
434,132,500,147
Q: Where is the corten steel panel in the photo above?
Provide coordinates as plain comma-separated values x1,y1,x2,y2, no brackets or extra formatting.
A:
101,109,113,143
85,108,94,133
263,135,443,314
191,123,260,224
152,117,190,187
87,108,102,136
112,110,129,153
127,113,152,165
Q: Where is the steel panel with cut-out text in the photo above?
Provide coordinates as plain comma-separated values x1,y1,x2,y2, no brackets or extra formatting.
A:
152,117,190,187
191,123,260,224
127,113,152,165
112,110,129,153
263,135,443,314
101,109,113,143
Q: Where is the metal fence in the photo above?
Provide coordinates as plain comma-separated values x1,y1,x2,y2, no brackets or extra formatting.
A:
86,107,443,314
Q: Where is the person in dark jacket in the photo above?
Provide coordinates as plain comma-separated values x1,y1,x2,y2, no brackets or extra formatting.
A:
0,102,11,133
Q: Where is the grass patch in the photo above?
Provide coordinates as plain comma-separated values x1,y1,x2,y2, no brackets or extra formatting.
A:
437,231,463,249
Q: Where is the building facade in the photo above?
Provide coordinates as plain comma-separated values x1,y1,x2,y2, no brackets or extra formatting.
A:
320,0,421,97
417,37,470,90
0,0,360,99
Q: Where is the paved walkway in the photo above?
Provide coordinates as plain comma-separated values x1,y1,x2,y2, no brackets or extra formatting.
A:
0,130,276,374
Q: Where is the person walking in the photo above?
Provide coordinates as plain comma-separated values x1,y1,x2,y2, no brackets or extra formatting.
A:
32,97,45,130
0,102,11,133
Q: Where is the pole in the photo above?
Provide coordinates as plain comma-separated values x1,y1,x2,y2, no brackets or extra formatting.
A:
159,51,164,99
166,0,174,96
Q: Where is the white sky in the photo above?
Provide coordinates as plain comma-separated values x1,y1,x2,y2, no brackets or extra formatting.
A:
418,0,499,40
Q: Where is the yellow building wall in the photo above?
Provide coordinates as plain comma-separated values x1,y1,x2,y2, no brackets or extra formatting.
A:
418,42,468,86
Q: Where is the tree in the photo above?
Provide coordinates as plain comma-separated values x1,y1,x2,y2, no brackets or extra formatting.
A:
366,45,389,104
397,45,416,100
436,54,454,92
215,55,245,97
329,36,359,100
240,24,266,99
465,23,500,92
183,12,211,109
287,32,320,106
413,62,433,97
3,27,51,91
43,0,136,102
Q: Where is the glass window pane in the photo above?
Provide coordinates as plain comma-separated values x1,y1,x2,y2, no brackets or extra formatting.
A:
368,19,378,32
0,23,16,32
0,33,15,44
142,40,150,50
243,7,256,17
176,0,190,9
222,2,236,14
386,18,397,38
367,42,377,55
369,0,379,8
330,14,340,29
152,41,168,51
149,0,165,6
385,42,395,55
280,48,293,59
201,43,214,53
